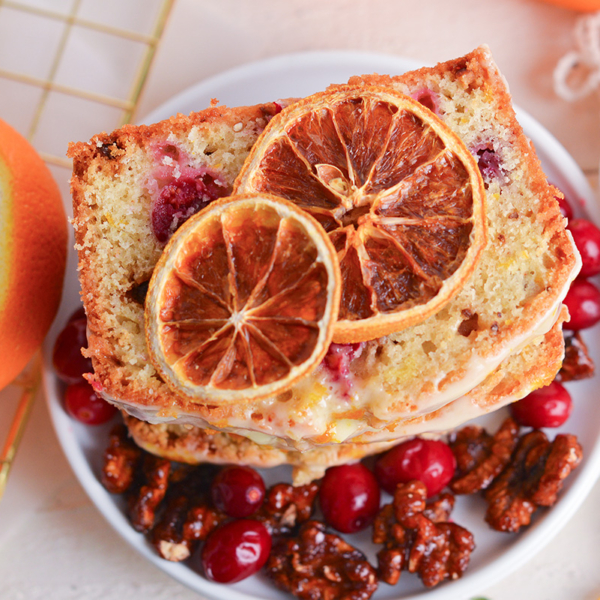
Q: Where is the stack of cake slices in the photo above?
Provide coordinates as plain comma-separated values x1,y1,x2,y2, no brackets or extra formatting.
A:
69,45,579,483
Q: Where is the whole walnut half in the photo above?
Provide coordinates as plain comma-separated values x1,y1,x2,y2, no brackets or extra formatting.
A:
449,417,519,495
373,481,475,588
101,424,142,494
255,481,319,536
557,331,595,382
150,464,225,562
484,431,582,532
266,520,378,600
128,454,171,533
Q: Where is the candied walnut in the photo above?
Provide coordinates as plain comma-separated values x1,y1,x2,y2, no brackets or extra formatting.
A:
101,424,142,494
450,417,519,495
485,431,582,532
128,454,171,533
255,481,319,536
373,481,474,588
557,331,595,382
150,464,224,561
423,492,455,523
266,520,378,600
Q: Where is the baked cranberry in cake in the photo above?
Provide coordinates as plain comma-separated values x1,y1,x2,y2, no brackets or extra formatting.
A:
147,142,230,243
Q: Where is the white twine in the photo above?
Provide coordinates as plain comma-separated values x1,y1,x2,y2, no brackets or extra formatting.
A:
554,11,600,101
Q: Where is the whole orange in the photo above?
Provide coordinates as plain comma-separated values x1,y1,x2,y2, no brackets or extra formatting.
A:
0,118,67,390
538,0,600,11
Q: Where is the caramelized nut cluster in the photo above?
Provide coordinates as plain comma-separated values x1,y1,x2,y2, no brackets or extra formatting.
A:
100,424,142,494
373,481,475,588
150,464,226,561
449,417,519,495
449,417,583,533
557,331,595,382
266,520,378,600
100,425,322,565
484,431,582,532
255,482,320,536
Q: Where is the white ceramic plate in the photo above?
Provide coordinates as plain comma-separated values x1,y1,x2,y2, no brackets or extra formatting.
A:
42,50,600,600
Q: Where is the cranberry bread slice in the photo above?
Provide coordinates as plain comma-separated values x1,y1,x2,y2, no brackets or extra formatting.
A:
69,47,578,450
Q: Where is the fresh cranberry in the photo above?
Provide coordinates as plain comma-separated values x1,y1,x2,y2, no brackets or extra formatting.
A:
556,194,574,221
374,438,456,498
563,278,600,330
568,218,600,277
201,519,271,583
67,306,87,323
64,381,118,425
53,312,93,384
211,466,265,518
510,382,572,428
151,174,227,243
319,463,380,533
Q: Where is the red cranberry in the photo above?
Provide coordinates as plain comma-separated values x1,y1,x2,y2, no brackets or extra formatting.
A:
563,278,600,330
374,438,456,498
510,382,572,428
319,463,380,533
555,194,574,221
568,218,600,277
67,306,87,323
201,519,271,583
53,311,93,384
151,174,228,243
64,381,118,425
211,466,265,518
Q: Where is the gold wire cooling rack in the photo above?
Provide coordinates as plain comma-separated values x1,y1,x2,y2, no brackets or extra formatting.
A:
0,0,174,500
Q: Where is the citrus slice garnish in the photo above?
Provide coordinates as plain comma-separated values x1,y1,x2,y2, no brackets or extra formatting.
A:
145,193,341,403
234,85,487,342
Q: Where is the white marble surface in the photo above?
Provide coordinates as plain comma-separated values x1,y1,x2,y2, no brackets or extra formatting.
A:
2,0,600,599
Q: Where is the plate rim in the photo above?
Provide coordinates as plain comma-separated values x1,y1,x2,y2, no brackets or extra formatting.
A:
43,48,600,600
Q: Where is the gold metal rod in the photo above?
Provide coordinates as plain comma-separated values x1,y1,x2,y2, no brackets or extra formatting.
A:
2,0,158,44
0,354,42,502
39,153,72,169
0,68,134,111
120,0,175,125
27,0,82,140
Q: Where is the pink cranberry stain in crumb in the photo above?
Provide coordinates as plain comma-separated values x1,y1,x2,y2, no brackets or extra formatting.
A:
147,142,230,243
322,342,365,398
469,142,506,185
411,88,440,115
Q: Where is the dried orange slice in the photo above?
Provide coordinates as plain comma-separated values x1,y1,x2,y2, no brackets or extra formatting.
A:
145,193,341,403
234,85,487,342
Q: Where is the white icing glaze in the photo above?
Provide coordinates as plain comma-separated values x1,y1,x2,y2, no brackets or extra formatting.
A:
102,235,581,450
